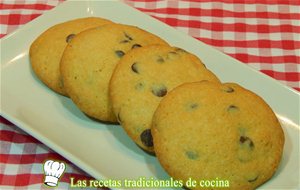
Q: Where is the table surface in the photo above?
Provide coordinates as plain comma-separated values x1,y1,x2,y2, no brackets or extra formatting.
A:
1,0,299,189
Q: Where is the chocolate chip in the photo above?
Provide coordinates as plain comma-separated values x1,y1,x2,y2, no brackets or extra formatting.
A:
227,105,239,112
186,102,200,112
238,135,255,162
169,51,177,55
240,136,254,150
132,44,142,49
66,34,75,43
185,150,199,160
239,136,247,143
140,129,153,147
124,32,133,41
115,50,125,58
131,62,139,73
152,84,167,97
190,103,198,109
248,176,258,183
156,56,165,63
120,39,130,43
223,86,234,93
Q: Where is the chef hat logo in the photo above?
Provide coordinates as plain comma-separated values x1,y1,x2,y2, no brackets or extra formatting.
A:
43,159,66,187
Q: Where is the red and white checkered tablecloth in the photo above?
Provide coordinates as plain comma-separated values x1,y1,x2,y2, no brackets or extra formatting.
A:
1,0,299,189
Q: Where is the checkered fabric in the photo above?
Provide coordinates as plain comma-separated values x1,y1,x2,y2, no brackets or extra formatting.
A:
0,118,94,189
124,0,300,91
1,0,299,189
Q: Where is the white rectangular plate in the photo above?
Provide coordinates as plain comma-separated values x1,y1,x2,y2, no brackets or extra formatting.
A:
1,1,299,189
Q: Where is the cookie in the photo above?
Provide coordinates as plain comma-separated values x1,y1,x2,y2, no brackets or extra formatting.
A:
60,24,168,122
152,81,284,190
109,45,220,152
29,17,113,95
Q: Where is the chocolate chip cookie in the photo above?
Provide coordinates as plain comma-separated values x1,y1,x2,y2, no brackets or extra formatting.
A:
60,24,168,122
29,17,113,95
109,45,220,152
152,81,284,190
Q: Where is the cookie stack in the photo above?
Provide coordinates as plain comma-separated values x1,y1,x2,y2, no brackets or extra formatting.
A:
29,17,284,190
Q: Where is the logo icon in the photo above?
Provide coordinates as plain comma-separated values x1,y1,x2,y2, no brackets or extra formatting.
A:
43,159,66,187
